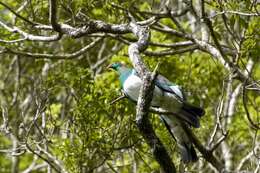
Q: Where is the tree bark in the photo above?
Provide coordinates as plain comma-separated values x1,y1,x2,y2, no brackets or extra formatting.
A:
128,20,176,173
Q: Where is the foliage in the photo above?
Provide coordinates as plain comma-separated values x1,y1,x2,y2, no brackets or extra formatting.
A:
0,0,259,173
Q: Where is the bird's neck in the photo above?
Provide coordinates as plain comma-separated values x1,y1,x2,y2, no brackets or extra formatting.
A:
118,66,131,75
118,67,133,86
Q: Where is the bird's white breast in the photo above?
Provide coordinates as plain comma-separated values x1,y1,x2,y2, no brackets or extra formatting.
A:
123,73,182,111
123,74,142,100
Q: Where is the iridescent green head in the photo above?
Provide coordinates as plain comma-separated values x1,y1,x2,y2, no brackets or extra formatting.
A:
107,62,123,71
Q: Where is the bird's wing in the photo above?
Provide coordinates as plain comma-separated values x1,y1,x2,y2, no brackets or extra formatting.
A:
155,74,185,101
132,71,185,101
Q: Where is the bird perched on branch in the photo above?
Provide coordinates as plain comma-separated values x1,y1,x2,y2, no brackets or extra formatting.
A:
108,62,205,163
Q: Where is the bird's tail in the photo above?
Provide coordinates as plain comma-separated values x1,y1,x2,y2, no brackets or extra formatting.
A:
160,115,198,163
177,102,205,128
178,141,198,163
183,102,205,117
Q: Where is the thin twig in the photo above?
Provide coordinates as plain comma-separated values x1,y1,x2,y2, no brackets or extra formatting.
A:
0,1,36,25
4,37,102,59
110,94,127,105
209,132,228,152
242,79,260,130
144,45,198,57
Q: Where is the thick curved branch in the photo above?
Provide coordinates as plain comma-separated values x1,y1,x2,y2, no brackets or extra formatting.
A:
0,20,61,42
63,21,131,38
149,40,194,48
34,18,154,38
128,20,176,173
15,26,61,41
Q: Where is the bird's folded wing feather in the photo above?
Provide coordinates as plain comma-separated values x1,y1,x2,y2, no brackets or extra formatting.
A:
155,74,185,101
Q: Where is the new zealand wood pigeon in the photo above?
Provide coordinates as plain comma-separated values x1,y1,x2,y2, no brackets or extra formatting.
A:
108,62,205,163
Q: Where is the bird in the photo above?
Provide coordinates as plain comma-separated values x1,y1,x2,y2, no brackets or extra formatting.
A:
108,62,205,163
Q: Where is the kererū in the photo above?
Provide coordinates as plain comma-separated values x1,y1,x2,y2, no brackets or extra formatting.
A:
108,62,205,163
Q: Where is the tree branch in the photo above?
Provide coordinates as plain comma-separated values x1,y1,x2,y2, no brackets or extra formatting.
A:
242,79,260,130
0,1,35,25
109,94,127,105
128,19,176,173
49,0,62,32
144,45,198,57
211,10,260,17
4,37,102,59
182,124,225,172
